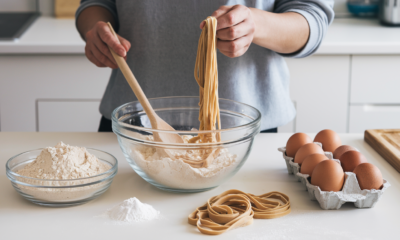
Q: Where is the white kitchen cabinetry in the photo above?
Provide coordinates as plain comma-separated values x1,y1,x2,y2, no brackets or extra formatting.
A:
38,100,102,132
348,55,400,132
349,105,400,133
0,55,110,132
351,55,400,104
282,55,350,133
277,101,296,133
0,55,352,133
1,54,397,133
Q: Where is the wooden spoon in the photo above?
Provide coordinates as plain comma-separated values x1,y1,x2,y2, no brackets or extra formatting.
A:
106,22,184,150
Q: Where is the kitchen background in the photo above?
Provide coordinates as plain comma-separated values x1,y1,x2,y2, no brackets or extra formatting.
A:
0,0,399,133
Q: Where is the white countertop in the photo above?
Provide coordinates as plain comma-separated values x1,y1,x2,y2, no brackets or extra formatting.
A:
1,132,399,240
1,17,400,55
319,18,400,54
0,17,84,54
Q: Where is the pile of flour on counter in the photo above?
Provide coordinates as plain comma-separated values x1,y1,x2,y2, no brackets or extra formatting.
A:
129,133,238,189
16,142,111,201
102,197,160,224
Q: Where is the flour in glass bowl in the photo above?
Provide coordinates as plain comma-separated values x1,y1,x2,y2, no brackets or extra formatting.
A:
15,142,111,201
128,133,238,189
17,142,109,179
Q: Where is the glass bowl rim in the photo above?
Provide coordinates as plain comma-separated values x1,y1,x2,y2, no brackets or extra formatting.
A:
111,96,262,145
6,148,118,185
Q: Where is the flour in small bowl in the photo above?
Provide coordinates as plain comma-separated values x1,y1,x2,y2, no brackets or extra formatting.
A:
15,142,112,202
128,133,238,189
18,142,109,180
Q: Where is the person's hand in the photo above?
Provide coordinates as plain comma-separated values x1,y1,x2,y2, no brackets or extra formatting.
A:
84,21,131,69
201,5,255,58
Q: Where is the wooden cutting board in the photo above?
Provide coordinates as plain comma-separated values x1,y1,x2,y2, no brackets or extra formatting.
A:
54,0,80,19
365,129,400,173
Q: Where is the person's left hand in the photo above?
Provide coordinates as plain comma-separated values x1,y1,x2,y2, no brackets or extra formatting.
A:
201,5,255,58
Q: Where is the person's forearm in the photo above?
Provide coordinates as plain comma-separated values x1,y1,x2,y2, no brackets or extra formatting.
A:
76,6,116,40
250,8,310,54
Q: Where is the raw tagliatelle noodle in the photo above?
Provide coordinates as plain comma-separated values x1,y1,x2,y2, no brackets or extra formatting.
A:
183,17,221,169
188,189,291,235
190,16,221,144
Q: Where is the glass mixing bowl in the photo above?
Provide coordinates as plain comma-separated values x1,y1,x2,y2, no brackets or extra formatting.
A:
6,148,118,207
112,96,261,192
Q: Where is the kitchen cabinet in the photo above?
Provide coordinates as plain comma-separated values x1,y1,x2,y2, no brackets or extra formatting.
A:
277,101,296,133
349,105,400,133
348,55,400,132
37,100,101,132
351,55,400,104
283,55,400,133
0,55,110,132
1,54,398,133
2,54,396,133
280,55,350,133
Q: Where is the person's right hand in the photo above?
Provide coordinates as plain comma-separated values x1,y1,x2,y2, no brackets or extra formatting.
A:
84,22,131,69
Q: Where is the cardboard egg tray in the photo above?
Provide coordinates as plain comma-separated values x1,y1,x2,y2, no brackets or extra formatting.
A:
277,145,391,210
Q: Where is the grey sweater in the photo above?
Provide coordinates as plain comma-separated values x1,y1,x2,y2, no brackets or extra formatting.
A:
76,0,334,130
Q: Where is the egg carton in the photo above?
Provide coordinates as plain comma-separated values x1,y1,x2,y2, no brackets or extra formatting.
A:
277,146,391,210
277,143,334,182
296,172,390,210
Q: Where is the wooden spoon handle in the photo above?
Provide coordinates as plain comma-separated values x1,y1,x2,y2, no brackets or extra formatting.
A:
106,22,157,118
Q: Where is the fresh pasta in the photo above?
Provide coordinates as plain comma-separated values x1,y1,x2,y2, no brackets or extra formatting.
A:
190,16,221,144
188,190,291,235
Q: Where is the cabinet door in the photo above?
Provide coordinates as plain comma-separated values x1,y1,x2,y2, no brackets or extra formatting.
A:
278,101,296,133
285,55,350,133
349,105,400,133
0,55,110,131
351,55,400,104
38,100,101,132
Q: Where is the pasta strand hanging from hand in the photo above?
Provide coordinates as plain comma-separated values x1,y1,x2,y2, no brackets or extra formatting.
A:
191,16,221,144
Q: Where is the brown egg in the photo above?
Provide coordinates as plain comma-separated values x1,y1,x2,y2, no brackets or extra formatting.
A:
314,129,342,152
333,145,357,159
300,153,328,175
294,143,324,165
339,150,367,172
286,133,312,157
354,163,383,190
311,160,345,192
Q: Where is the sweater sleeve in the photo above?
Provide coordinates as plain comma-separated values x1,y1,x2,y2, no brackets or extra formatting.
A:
75,0,119,31
274,0,334,58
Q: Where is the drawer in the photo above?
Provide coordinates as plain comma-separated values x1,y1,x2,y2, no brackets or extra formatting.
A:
38,100,101,132
0,55,110,131
349,105,400,133
351,55,400,104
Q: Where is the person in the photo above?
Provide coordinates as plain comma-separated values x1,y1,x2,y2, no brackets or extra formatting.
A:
76,0,334,133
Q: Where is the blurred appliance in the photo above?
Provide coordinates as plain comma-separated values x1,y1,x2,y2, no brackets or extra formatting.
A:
380,0,400,26
0,0,40,40
347,0,380,16
0,12,39,41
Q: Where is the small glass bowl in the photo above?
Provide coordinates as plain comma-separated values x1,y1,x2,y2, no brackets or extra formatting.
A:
112,96,261,193
6,148,118,207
